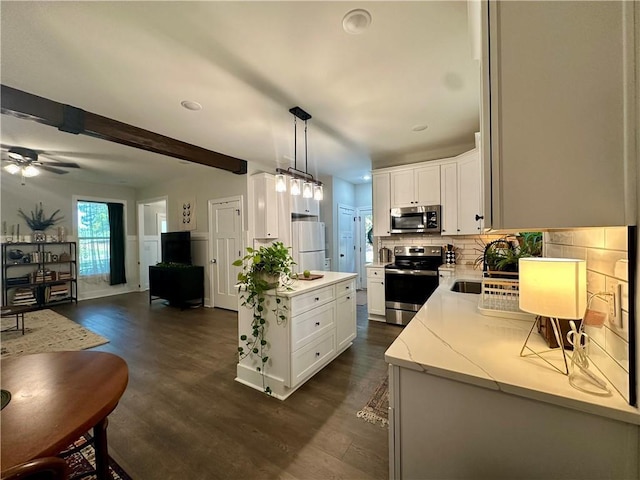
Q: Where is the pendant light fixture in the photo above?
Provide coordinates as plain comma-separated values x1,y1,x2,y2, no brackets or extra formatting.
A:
275,106,323,201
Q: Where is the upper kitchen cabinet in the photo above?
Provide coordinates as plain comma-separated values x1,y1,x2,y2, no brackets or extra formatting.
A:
390,165,441,208
440,149,483,236
251,173,279,239
373,172,391,237
481,1,636,229
291,192,319,217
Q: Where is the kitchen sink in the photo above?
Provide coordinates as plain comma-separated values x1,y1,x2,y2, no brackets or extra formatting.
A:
450,280,482,294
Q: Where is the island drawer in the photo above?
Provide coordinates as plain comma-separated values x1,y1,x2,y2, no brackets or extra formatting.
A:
367,267,385,279
335,279,355,298
290,285,335,315
291,302,336,351
290,331,336,387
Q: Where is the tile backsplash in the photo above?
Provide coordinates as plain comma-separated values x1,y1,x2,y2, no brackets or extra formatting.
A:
545,227,631,403
379,233,504,268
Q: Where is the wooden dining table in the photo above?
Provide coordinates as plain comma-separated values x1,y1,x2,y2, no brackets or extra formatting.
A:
1,351,128,479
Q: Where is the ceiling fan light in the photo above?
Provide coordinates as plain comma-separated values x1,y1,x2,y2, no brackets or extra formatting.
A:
313,184,324,201
302,181,313,198
4,164,20,175
290,178,301,196
22,165,40,177
275,174,287,192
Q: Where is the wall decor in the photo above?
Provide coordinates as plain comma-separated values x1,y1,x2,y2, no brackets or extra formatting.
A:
178,197,196,231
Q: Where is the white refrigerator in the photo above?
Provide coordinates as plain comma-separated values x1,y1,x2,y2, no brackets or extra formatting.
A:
292,221,325,273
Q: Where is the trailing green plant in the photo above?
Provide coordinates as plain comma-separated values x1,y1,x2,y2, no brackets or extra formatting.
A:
516,231,543,257
233,241,295,394
17,202,64,231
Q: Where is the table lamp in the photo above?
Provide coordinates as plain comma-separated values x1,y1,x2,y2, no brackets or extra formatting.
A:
518,257,587,374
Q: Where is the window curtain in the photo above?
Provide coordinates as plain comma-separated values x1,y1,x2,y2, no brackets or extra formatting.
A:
107,202,127,285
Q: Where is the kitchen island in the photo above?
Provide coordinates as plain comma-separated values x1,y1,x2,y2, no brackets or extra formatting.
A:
236,271,356,400
385,271,639,479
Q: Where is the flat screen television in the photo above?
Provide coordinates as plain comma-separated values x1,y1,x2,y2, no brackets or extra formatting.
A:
161,231,192,265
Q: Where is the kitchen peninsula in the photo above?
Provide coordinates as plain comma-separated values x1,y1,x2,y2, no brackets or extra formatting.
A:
385,273,639,479
236,271,356,400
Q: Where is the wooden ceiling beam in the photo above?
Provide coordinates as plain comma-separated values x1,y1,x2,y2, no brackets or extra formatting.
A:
0,84,248,175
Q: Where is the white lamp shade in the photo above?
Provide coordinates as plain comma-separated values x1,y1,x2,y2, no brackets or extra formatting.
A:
275,174,287,192
519,257,586,319
313,184,323,201
302,181,313,198
4,164,20,175
290,178,301,196
22,165,40,177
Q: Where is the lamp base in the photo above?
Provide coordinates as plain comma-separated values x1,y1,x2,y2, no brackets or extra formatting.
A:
519,315,569,375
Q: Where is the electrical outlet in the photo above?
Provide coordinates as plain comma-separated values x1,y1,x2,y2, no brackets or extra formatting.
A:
609,283,622,328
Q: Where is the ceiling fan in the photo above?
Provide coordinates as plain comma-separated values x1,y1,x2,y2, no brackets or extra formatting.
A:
1,146,80,185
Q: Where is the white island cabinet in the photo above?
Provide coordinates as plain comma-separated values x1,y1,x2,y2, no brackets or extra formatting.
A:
236,272,357,400
386,279,639,479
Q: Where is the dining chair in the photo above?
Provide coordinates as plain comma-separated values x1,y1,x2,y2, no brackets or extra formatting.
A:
1,457,69,480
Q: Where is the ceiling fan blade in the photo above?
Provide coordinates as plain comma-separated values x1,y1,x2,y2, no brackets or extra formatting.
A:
38,164,69,175
38,161,80,168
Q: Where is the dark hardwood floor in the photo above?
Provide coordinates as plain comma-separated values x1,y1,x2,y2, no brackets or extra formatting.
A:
52,292,401,479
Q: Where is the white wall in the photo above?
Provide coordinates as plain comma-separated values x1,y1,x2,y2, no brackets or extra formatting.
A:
354,182,372,209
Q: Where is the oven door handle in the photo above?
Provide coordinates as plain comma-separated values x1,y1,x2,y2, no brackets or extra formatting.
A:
385,268,438,276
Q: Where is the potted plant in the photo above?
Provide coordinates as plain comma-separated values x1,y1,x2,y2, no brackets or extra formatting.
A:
233,241,296,394
475,232,543,276
17,202,64,242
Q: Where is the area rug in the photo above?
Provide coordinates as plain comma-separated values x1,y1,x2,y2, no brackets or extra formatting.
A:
356,375,389,427
60,433,132,480
1,309,108,358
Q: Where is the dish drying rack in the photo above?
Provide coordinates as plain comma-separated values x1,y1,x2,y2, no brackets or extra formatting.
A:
477,272,533,320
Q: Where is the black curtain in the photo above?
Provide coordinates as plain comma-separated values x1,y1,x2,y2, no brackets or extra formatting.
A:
107,202,127,285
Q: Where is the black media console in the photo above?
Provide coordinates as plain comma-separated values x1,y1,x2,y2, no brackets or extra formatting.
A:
149,264,204,309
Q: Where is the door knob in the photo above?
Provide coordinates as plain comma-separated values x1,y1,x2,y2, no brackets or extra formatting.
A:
475,214,484,221
210,259,217,264
340,254,345,257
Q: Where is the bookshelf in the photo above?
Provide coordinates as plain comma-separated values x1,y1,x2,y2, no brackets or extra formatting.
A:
2,242,77,308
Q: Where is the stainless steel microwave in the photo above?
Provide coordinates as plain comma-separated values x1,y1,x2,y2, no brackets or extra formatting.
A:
390,205,441,234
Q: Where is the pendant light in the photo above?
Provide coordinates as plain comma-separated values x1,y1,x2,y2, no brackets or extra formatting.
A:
275,106,323,200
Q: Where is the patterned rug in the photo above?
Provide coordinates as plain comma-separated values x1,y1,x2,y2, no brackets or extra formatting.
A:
1,309,108,358
61,433,132,480
356,375,389,427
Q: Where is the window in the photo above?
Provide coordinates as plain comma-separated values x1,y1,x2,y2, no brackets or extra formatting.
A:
77,201,110,276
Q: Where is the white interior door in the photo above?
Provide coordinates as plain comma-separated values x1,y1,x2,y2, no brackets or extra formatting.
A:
209,197,242,311
337,204,356,273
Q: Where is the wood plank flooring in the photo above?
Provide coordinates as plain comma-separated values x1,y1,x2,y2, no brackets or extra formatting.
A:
52,292,401,479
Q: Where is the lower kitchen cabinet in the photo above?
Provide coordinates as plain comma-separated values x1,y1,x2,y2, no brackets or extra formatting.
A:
236,272,357,400
366,266,386,320
389,364,639,479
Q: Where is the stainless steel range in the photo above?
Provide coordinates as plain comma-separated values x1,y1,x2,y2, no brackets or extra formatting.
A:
385,245,443,325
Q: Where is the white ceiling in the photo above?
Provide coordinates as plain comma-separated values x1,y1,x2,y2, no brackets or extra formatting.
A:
0,1,480,188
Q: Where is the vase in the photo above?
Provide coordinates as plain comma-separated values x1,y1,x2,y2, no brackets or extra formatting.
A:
32,230,46,243
256,271,280,289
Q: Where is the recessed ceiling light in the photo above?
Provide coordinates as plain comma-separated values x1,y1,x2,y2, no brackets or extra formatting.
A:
342,9,372,35
181,100,202,111
412,124,429,132
363,174,371,181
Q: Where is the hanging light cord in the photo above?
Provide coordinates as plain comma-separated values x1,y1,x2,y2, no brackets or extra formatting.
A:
304,119,308,175
293,116,297,171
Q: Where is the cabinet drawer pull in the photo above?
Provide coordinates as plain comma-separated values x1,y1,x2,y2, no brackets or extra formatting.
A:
347,296,351,300
315,322,320,326
314,297,320,301
315,352,320,357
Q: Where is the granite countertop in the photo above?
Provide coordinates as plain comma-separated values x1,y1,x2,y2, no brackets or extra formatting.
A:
273,271,357,298
385,268,640,425
366,262,389,268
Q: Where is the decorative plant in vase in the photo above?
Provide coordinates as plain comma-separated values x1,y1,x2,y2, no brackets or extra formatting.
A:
233,241,296,394
17,203,64,242
474,232,543,276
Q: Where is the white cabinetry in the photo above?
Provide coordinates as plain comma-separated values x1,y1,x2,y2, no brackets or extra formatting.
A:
366,266,385,320
390,165,440,208
335,279,356,351
236,273,357,400
481,1,635,229
251,173,279,239
440,149,483,236
291,193,319,217
372,173,391,237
